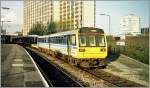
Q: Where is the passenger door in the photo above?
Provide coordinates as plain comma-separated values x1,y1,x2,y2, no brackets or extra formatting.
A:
70,35,76,57
67,35,71,56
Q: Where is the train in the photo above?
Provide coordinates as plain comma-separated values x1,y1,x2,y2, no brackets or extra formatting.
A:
32,27,108,68
12,35,38,46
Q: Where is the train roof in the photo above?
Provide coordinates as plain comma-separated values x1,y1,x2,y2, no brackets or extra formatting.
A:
38,27,104,38
79,27,104,33
38,30,78,38
26,35,39,37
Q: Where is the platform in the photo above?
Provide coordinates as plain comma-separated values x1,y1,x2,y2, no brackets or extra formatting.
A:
103,54,149,86
1,44,45,87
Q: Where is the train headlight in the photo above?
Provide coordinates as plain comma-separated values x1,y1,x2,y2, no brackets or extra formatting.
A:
79,49,85,52
100,48,106,52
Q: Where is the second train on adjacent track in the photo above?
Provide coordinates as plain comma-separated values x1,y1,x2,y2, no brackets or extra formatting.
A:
33,27,108,68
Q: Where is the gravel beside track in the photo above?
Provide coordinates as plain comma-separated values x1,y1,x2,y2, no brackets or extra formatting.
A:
81,68,146,87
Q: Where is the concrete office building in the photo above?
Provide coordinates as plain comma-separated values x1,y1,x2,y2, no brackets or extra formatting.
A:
120,14,140,35
23,0,59,35
23,0,95,35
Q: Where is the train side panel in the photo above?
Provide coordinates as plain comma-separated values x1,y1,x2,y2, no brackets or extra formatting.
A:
50,43,68,55
70,45,77,58
38,42,49,49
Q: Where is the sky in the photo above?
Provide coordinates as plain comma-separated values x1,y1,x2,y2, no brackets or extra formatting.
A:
1,1,23,34
95,0,149,35
1,0,149,35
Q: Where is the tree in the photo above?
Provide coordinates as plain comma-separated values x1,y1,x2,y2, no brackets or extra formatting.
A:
47,21,57,34
29,22,46,35
14,31,22,36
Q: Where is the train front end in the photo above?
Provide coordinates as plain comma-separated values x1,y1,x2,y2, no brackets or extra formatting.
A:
76,27,107,67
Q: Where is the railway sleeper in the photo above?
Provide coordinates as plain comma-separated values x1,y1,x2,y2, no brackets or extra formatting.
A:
78,59,107,68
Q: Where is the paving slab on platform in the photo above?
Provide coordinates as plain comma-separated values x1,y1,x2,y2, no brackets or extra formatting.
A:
1,44,45,87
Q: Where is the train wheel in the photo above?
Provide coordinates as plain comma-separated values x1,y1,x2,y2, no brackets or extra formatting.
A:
80,61,89,68
76,63,80,68
49,50,52,56
52,52,56,58
99,65,107,69
68,56,74,66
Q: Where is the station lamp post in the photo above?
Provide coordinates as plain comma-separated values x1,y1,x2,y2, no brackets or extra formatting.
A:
99,14,111,35
99,13,111,52
1,7,11,35
1,21,11,34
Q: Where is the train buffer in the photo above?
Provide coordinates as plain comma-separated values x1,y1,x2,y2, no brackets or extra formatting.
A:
1,44,47,87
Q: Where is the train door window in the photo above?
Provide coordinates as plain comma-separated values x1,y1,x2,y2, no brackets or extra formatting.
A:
62,36,66,44
55,37,57,44
45,38,47,43
40,38,42,42
57,37,58,44
89,36,96,46
60,37,63,44
56,37,58,44
58,37,60,44
54,37,55,43
53,38,54,43
64,36,67,44
38,38,40,42
62,37,64,44
99,36,105,46
60,37,62,44
54,37,56,44
59,37,60,44
57,37,59,44
51,37,53,43
40,38,41,42
42,38,44,42
79,36,86,46
44,38,46,43
48,37,51,43
46,38,48,43
39,38,41,42
41,38,43,42
55,37,56,43
71,35,76,45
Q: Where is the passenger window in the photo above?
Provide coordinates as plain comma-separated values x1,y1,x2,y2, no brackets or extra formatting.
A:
79,36,86,46
46,38,48,43
71,35,76,45
48,37,51,43
89,36,96,46
99,36,105,46
45,38,46,43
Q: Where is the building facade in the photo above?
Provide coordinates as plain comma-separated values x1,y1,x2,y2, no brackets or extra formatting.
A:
23,0,59,35
59,0,95,31
23,0,95,35
120,14,140,35
141,27,149,35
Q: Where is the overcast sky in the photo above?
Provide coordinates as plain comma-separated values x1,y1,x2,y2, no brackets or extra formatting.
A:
1,0,149,35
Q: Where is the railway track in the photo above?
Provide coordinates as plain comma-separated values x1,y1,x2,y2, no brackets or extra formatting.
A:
25,48,83,87
25,47,146,87
81,68,146,87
